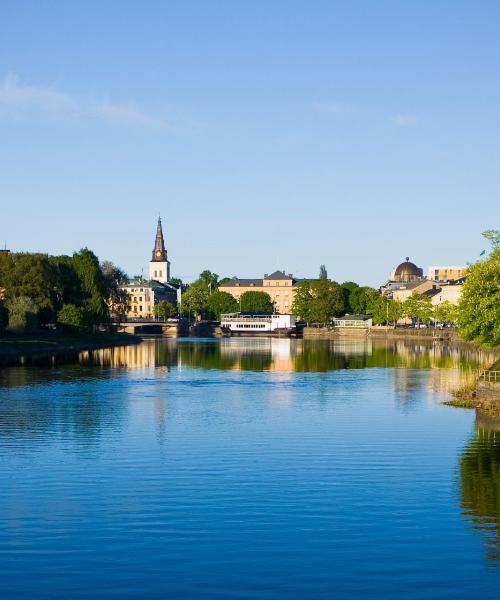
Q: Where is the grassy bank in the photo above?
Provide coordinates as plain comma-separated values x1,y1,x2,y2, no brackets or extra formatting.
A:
0,331,140,364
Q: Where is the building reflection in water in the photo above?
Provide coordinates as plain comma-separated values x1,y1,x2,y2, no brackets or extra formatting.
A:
79,340,179,371
77,338,495,386
460,413,500,565
73,338,498,416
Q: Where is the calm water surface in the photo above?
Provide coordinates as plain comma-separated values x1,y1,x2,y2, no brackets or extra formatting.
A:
1,338,499,599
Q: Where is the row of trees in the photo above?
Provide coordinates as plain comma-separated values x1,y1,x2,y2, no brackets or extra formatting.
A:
0,250,128,333
291,280,457,327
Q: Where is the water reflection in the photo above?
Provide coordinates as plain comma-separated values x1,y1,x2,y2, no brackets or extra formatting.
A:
79,337,494,382
79,338,493,371
460,414,500,565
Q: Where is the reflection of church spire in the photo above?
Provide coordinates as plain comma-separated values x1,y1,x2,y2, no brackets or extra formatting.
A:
152,216,167,262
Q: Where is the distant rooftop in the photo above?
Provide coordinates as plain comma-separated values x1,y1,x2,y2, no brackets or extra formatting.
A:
220,278,263,287
264,270,293,280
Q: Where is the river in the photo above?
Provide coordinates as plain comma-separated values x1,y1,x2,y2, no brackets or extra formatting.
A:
0,337,499,599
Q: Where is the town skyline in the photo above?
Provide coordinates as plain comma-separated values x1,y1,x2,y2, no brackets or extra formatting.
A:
0,215,484,288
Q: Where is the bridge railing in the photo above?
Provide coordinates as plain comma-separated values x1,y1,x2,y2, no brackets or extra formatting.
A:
479,370,500,383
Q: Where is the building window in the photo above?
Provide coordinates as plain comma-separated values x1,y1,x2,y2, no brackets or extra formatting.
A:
139,305,142,311
159,270,162,277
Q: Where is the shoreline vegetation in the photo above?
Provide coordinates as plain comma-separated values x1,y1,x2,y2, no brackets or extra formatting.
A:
0,331,140,366
445,357,500,413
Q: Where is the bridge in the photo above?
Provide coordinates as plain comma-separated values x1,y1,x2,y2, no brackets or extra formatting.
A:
115,319,185,336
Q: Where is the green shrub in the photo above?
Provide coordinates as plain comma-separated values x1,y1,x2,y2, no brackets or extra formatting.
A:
6,296,38,334
57,303,86,330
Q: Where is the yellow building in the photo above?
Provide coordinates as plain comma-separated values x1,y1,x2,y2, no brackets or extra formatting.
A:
427,266,467,282
219,270,301,314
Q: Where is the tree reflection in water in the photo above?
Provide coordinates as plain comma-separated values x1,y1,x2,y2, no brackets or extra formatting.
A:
460,413,500,565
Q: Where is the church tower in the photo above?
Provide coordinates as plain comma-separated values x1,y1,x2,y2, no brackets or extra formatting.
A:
149,217,170,283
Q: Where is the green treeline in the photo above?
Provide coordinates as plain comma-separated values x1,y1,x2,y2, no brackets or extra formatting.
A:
1,230,497,347
0,249,127,334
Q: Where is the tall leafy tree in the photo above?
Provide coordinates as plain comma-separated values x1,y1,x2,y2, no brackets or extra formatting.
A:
349,286,378,314
49,255,83,310
154,300,176,319
207,291,238,318
181,283,210,317
198,270,219,292
319,265,328,280
371,295,403,325
0,252,57,322
5,296,38,334
292,280,345,324
291,281,314,322
240,291,274,313
340,281,359,313
457,238,500,346
308,279,345,323
71,248,108,324
403,293,433,325
101,260,130,319
434,301,457,324
57,304,85,330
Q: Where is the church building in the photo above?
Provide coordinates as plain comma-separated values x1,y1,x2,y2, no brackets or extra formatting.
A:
119,217,178,319
149,217,171,283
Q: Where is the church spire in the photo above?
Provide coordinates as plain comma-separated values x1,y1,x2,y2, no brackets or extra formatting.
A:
151,216,167,262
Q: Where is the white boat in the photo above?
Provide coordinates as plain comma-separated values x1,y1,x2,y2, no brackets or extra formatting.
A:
220,312,297,336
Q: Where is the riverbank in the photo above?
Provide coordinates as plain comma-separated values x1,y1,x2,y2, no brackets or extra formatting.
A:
445,356,500,413
303,326,458,341
0,331,141,366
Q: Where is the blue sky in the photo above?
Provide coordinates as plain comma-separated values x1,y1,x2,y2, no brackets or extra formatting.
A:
0,1,498,286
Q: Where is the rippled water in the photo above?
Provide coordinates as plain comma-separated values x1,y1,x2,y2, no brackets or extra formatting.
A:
1,338,499,599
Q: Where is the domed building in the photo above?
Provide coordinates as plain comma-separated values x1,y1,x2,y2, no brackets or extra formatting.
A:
391,257,423,283
380,257,426,298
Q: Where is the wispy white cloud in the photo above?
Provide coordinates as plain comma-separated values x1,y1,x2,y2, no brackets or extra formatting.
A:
391,113,418,127
312,101,353,115
0,73,167,129
0,73,79,120
95,101,166,129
